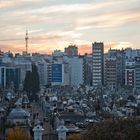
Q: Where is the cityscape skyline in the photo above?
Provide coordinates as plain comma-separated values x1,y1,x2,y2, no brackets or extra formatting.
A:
0,0,140,54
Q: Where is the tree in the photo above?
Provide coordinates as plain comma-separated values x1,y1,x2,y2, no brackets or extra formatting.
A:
68,134,83,140
23,71,32,93
31,64,40,93
6,126,31,140
86,118,140,140
23,64,40,101
68,118,140,140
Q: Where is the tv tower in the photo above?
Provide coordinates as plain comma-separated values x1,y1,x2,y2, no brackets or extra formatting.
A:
25,30,29,54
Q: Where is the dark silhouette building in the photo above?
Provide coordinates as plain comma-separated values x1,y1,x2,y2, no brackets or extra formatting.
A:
65,45,78,57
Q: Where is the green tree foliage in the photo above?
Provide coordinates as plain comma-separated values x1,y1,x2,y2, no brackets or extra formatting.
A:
31,64,40,93
23,71,32,93
23,64,40,101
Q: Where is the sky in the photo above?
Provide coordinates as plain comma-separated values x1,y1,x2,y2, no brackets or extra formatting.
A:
0,0,140,54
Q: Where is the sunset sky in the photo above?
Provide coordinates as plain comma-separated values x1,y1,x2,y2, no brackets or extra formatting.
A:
0,0,140,54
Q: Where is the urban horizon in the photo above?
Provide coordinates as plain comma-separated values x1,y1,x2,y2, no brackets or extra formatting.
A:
0,41,139,56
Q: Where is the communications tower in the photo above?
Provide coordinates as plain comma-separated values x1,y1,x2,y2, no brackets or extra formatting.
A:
25,30,29,54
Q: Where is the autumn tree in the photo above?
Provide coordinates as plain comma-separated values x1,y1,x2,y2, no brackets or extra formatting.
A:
68,118,140,140
85,118,140,140
68,134,83,140
6,126,31,140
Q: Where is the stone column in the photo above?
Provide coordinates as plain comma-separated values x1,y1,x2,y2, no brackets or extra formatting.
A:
56,121,68,140
33,124,44,140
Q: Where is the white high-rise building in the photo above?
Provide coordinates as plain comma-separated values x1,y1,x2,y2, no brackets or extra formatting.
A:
68,57,83,87
36,61,48,86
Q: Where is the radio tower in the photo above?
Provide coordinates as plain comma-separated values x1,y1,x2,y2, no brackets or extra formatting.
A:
25,30,29,54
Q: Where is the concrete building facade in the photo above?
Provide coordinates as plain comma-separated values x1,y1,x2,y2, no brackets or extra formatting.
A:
135,57,140,90
105,58,117,90
125,61,135,88
92,42,104,87
69,57,83,87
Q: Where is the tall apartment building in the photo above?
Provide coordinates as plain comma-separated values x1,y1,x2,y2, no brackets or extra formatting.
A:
125,61,135,88
83,54,92,86
107,48,125,88
51,63,64,85
0,65,21,89
135,57,140,90
45,60,69,86
36,61,48,86
69,57,83,87
105,58,117,90
92,42,104,87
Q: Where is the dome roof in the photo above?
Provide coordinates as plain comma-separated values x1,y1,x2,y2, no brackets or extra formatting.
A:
8,106,30,119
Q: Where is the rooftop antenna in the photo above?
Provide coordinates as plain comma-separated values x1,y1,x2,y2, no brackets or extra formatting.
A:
25,30,29,54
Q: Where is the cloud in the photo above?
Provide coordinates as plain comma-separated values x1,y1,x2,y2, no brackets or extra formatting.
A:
30,30,83,44
0,42,55,54
0,0,140,53
0,44,12,50
0,44,24,53
104,41,134,52
1,0,140,30
0,0,43,8
78,44,91,55
76,6,140,31
75,41,135,55
0,41,135,55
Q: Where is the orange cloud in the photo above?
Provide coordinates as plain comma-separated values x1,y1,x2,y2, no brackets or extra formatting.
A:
78,44,91,55
0,41,136,55
0,44,24,53
104,42,134,53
